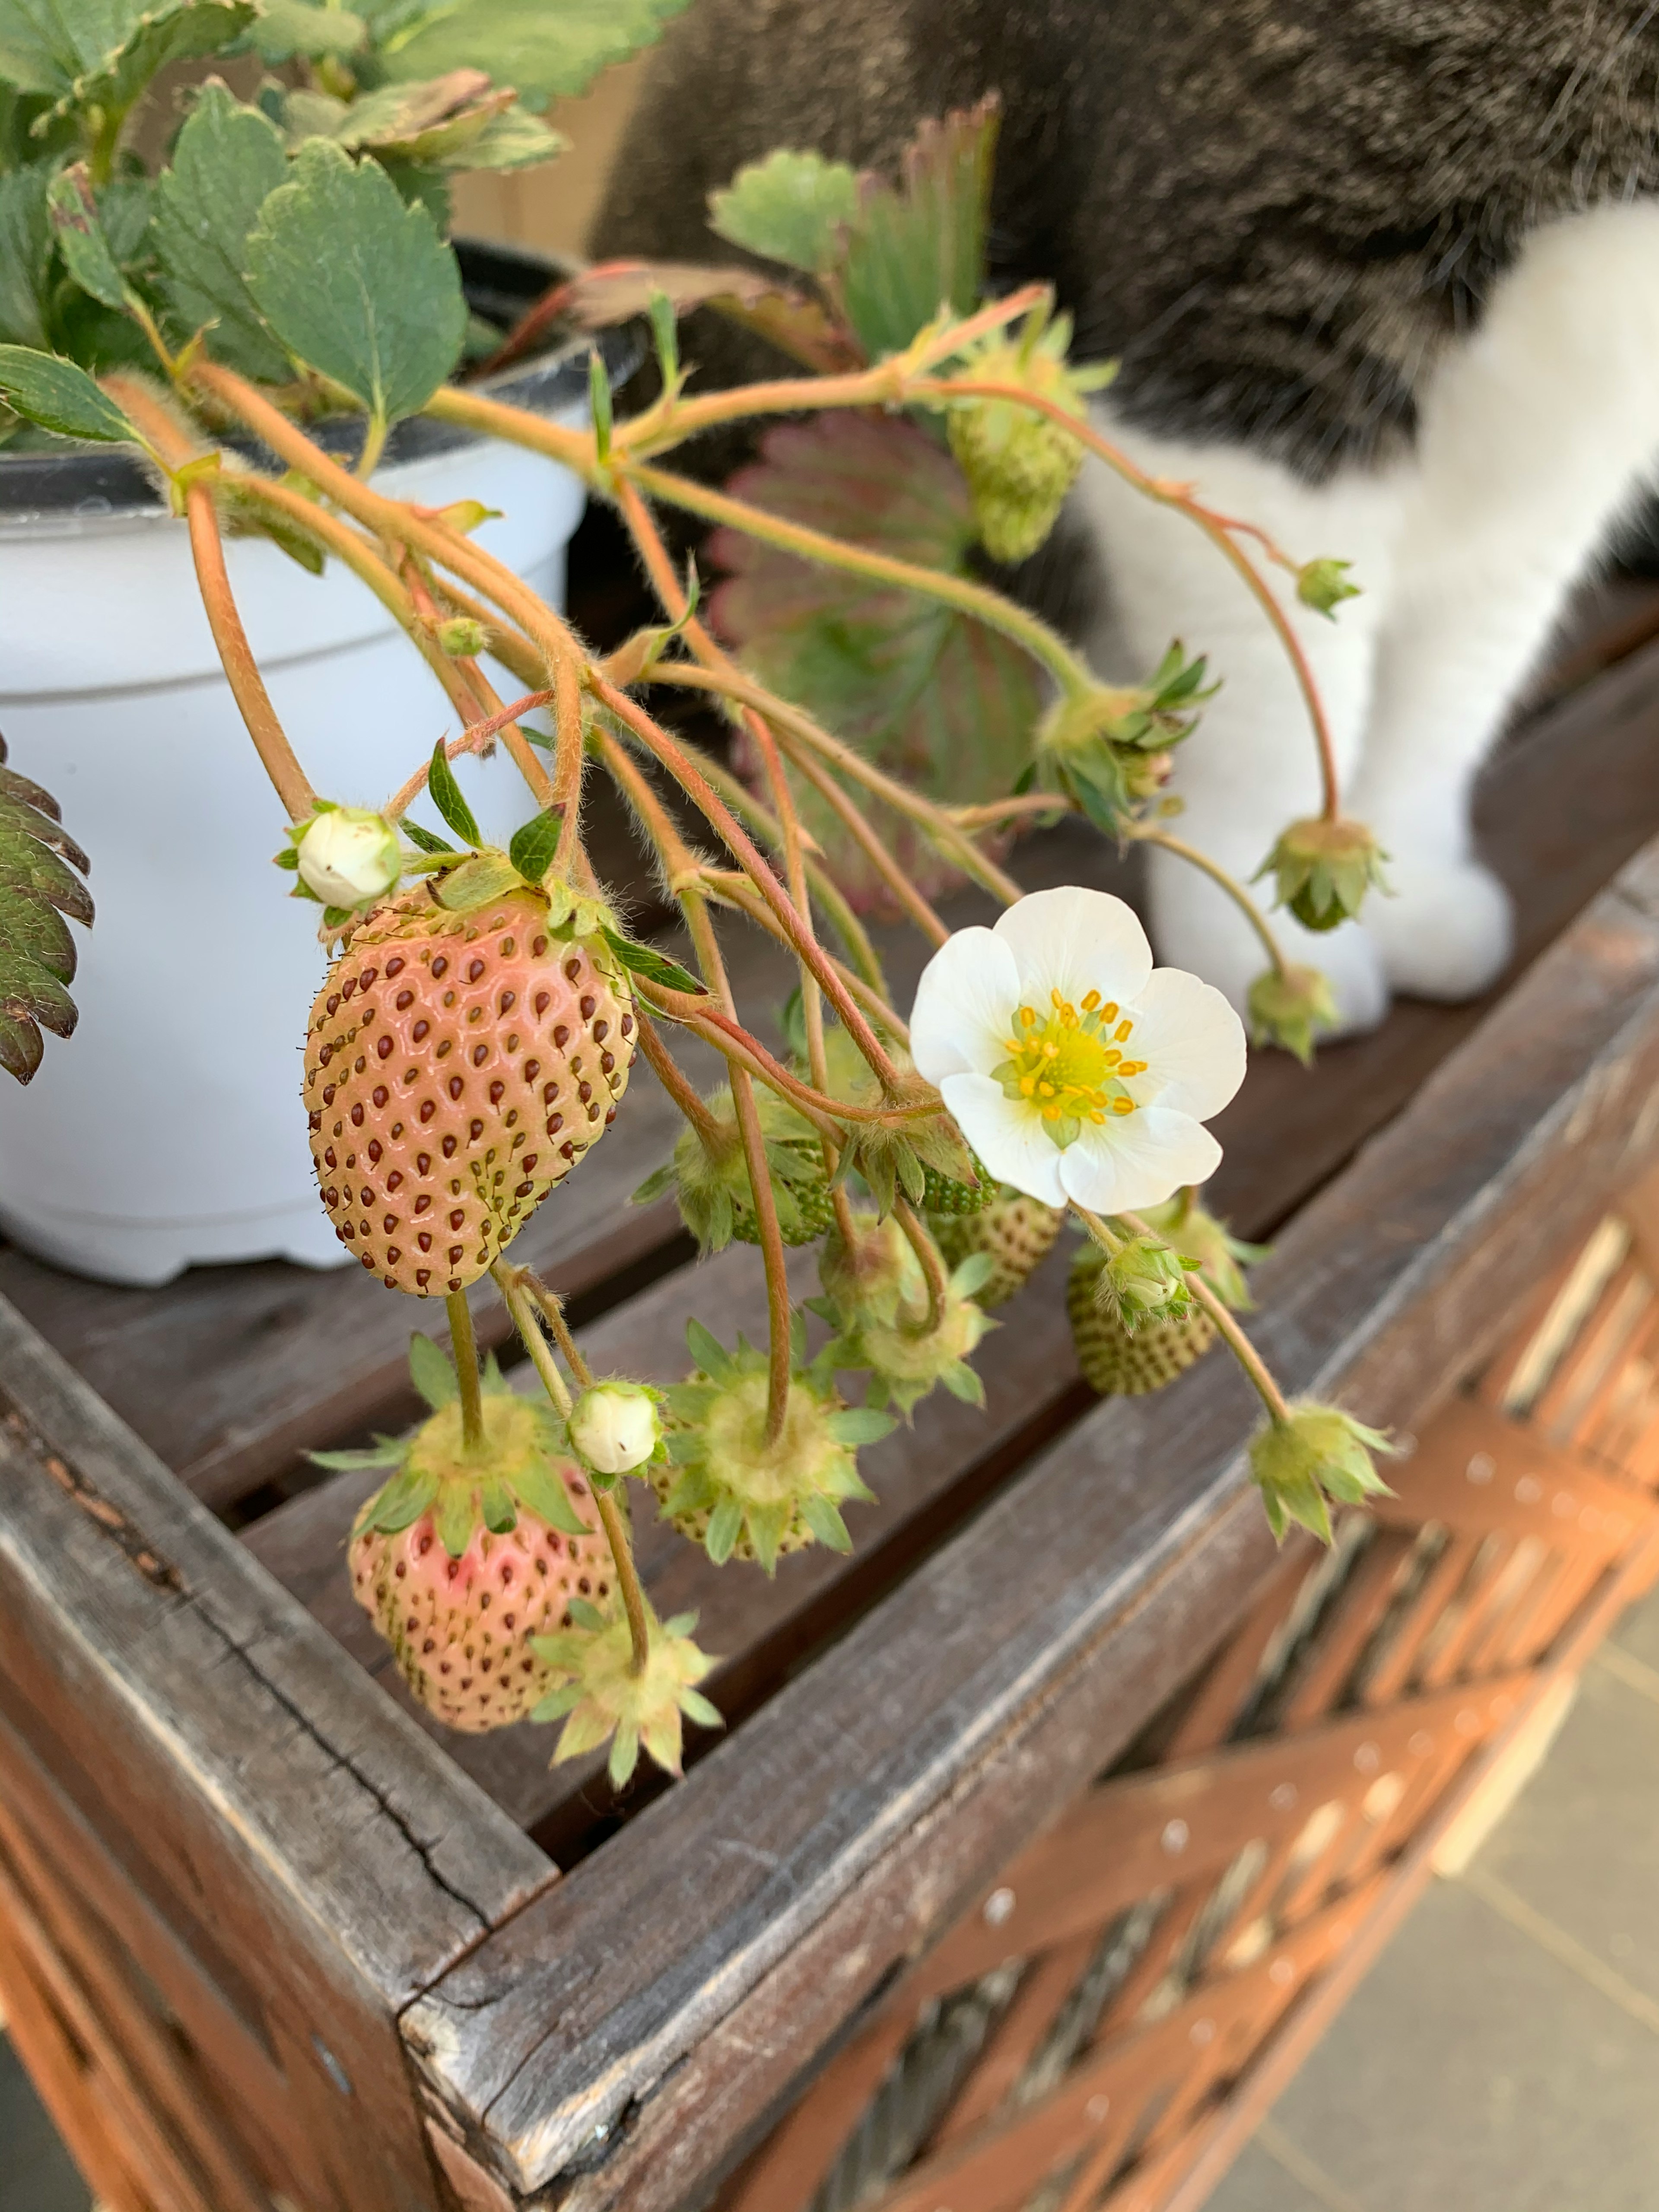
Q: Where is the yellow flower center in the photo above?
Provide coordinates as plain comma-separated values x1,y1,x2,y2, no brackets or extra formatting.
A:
993,989,1149,1148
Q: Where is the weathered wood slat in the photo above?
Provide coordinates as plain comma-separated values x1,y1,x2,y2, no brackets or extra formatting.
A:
394,838,1659,2205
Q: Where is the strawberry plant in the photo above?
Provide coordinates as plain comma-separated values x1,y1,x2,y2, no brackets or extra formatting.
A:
0,95,1394,1786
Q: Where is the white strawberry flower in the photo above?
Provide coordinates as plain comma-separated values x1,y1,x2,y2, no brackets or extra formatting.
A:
909,886,1246,1214
296,806,401,909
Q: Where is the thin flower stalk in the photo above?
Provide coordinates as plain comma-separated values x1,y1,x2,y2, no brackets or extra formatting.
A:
1087,1206,1293,1424
893,1197,949,1335
633,1007,728,1151
1130,826,1291,979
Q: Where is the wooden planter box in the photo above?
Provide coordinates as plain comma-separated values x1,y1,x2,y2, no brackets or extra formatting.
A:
3,569,1659,2212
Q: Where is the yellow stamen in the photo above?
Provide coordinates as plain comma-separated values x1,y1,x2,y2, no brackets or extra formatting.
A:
996,992,1143,1147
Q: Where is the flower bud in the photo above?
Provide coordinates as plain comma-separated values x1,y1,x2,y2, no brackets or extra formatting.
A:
568,1380,662,1476
1089,1233,1192,1332
437,617,489,657
1249,1401,1395,1544
295,807,400,909
1247,963,1338,1065
1256,817,1388,933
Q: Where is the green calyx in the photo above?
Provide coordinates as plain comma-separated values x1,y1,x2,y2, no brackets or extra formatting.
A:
1246,963,1339,1065
1249,1401,1396,1545
633,1084,832,1252
319,1332,591,1556
1296,558,1361,618
1084,1231,1195,1333
1035,642,1215,835
820,1211,994,1416
531,1601,721,1788
1256,816,1389,933
657,1322,889,1573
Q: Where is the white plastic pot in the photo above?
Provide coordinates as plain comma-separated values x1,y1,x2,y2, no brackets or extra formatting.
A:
0,249,630,1286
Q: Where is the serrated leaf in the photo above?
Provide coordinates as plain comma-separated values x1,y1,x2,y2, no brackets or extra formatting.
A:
0,161,52,347
531,256,855,372
708,411,1039,912
0,343,144,444
46,162,125,309
0,0,255,127
150,84,291,381
408,1328,457,1408
599,925,704,997
330,69,505,159
369,0,690,109
244,137,465,434
507,808,560,887
709,147,859,276
0,737,91,1085
424,734,481,845
836,98,998,361
249,0,365,58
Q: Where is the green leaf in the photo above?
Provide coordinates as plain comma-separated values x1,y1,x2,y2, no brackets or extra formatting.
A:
709,147,859,276
447,103,563,172
408,1328,458,1409
508,808,560,887
46,162,125,309
0,342,143,444
0,0,255,129
708,410,1039,912
150,84,291,382
0,737,91,1085
837,98,998,361
423,734,481,846
368,0,690,109
0,162,53,346
243,137,466,435
598,926,704,996
249,0,365,59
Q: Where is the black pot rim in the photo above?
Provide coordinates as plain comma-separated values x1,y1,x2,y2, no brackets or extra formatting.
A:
0,238,638,524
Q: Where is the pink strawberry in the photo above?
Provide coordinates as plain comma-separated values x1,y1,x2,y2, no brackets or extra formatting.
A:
304,885,635,1295
339,1363,606,1733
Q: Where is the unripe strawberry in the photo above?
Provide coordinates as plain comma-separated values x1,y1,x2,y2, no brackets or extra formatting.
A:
944,318,1110,564
931,1189,1062,1308
343,1382,603,1733
920,1149,996,1216
1068,1242,1215,1395
304,886,634,1294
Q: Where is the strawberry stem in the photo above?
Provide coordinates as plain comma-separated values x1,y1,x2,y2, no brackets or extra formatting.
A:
446,1290,486,1454
595,1488,652,1681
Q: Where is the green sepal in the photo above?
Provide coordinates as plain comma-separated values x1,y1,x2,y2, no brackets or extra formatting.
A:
798,1494,852,1553
478,1475,517,1534
408,1330,458,1409
402,818,457,855
435,1480,476,1557
426,735,481,846
685,1319,737,1381
364,1462,440,1532
704,1494,743,1566
825,1407,896,1445
508,1458,591,1537
508,808,561,887
940,1360,986,1406
435,852,521,910
306,1437,408,1471
600,926,705,996
746,1501,791,1577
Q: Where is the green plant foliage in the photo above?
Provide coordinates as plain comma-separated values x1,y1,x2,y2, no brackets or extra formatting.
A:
708,147,860,276
709,410,1040,910
244,138,466,432
836,97,998,360
0,0,254,129
0,733,92,1084
248,0,366,61
0,159,51,345
45,160,123,306
0,340,143,439
365,0,691,110
149,84,290,380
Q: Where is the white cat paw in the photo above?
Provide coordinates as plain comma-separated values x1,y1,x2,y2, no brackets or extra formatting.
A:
1363,856,1513,1001
1146,848,1391,1040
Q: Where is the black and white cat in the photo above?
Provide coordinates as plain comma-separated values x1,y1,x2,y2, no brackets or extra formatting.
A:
595,0,1659,1030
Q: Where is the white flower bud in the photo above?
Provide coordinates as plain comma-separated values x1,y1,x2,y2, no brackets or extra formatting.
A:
568,1381,661,1475
296,808,401,909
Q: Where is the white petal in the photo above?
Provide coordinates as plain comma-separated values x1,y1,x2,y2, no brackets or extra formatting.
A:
1122,968,1247,1120
940,1074,1066,1205
992,886,1153,1015
1057,1108,1223,1214
910,928,1020,1082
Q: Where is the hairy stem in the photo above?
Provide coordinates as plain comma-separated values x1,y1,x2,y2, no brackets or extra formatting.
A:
595,1487,652,1678
634,1006,727,1150
446,1290,486,1454
893,1197,949,1335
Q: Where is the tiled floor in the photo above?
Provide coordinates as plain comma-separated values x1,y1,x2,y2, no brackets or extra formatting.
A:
1209,1579,1659,2212
0,2034,91,2212
5,1585,1659,2212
